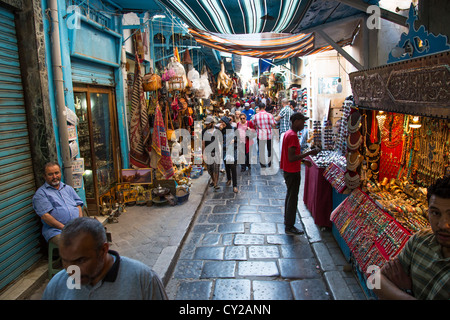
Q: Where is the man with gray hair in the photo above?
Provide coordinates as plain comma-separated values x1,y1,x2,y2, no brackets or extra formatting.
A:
32,162,84,246
42,217,167,300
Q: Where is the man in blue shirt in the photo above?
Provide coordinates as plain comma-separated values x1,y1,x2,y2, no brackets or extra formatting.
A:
241,102,255,121
32,162,84,245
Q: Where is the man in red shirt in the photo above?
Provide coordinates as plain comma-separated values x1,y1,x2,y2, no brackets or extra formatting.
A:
280,113,320,234
252,103,276,168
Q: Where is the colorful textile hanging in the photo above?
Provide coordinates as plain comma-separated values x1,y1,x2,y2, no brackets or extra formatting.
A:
188,28,350,59
129,58,151,168
151,103,175,179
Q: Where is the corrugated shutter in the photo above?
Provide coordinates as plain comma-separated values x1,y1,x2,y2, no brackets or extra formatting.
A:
0,5,42,292
71,58,115,86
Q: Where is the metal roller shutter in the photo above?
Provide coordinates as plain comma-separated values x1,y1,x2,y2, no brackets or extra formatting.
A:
71,58,115,86
0,5,41,292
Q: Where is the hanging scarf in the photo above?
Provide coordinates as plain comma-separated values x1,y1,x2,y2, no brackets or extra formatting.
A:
151,103,174,179
129,58,150,167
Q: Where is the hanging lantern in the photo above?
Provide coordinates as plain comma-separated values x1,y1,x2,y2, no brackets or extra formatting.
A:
183,49,193,65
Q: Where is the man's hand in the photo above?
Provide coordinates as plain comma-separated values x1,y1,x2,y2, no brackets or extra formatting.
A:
374,258,415,300
309,147,320,156
381,258,412,291
302,159,313,167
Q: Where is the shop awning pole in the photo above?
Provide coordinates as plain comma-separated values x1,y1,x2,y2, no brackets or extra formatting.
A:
316,30,364,71
48,0,73,185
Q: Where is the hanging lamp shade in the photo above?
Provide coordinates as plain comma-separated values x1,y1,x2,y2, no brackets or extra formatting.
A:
183,49,193,65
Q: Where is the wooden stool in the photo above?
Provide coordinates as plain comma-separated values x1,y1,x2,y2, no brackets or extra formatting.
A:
48,241,61,279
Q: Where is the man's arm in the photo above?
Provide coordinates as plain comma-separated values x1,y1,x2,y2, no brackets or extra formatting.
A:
41,213,65,230
287,146,319,163
373,258,416,300
374,274,416,300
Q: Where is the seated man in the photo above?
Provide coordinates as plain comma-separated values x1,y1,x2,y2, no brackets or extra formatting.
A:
374,175,450,300
42,217,168,300
32,162,84,245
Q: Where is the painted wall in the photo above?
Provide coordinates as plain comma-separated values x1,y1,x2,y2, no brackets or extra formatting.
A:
41,0,130,203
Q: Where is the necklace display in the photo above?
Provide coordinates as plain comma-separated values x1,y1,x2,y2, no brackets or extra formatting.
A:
346,151,363,171
348,111,362,133
360,111,381,183
347,132,362,151
414,118,450,186
344,171,361,189
344,107,362,190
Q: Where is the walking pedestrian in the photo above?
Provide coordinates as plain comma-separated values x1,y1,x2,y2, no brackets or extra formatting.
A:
275,98,295,158
219,116,239,193
236,113,256,172
202,116,220,191
252,103,276,168
242,102,255,121
280,112,320,234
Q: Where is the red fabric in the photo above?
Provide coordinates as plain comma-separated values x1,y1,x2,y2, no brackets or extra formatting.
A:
280,130,301,173
303,157,333,227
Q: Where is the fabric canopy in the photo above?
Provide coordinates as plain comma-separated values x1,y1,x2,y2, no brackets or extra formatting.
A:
110,0,380,62
189,28,352,59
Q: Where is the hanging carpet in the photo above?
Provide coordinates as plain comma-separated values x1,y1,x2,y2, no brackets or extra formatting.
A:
151,103,175,179
129,59,151,168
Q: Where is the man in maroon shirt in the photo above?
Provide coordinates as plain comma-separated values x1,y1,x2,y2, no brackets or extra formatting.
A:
280,113,320,234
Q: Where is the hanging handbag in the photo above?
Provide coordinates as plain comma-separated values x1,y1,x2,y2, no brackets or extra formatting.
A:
143,69,162,92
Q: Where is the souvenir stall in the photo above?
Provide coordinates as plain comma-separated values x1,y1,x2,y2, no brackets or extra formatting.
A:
302,97,349,228
100,31,217,218
326,7,450,298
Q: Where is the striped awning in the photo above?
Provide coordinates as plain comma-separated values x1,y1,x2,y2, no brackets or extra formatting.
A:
189,28,353,59
111,0,379,60
157,0,312,34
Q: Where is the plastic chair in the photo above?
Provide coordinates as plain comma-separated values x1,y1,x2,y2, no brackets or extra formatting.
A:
48,241,61,279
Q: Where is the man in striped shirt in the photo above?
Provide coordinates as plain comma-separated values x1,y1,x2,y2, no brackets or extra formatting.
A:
251,103,276,168
374,175,450,300
275,98,295,158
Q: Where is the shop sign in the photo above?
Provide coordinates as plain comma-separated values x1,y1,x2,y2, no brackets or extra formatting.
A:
349,51,450,119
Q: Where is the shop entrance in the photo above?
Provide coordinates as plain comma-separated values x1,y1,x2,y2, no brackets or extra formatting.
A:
73,85,120,215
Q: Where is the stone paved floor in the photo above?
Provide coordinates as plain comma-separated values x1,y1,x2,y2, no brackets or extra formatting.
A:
18,153,367,300
166,164,364,300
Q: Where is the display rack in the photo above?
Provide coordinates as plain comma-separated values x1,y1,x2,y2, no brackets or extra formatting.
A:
330,188,412,274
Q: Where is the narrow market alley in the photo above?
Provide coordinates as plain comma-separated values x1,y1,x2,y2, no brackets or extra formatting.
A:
1,0,449,304
21,159,366,301
163,156,366,300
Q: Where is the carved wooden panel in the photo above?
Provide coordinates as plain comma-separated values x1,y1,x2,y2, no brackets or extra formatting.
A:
349,51,450,119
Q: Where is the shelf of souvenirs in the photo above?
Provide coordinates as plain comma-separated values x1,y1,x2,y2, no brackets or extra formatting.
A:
330,187,426,275
321,156,431,234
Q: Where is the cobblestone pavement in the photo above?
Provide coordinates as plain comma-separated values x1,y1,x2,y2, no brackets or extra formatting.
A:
165,164,367,300
18,162,366,301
